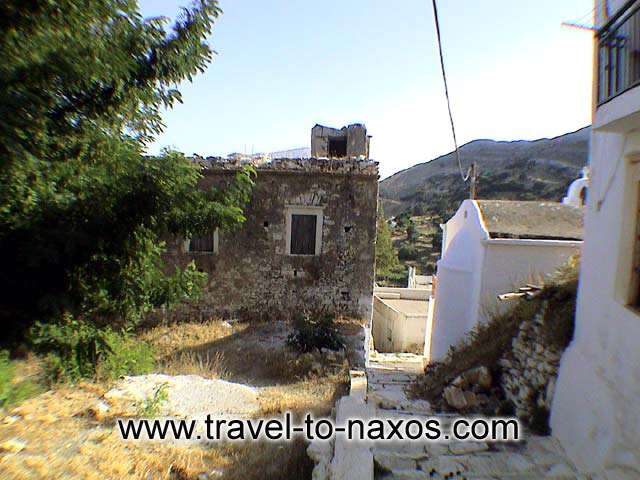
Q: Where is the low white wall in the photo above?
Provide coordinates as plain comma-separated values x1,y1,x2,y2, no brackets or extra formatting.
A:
371,295,429,353
373,287,430,301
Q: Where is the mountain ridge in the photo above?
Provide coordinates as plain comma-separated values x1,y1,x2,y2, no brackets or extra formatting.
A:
379,126,591,218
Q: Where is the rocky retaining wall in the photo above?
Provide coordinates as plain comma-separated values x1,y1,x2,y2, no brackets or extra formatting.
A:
499,301,562,421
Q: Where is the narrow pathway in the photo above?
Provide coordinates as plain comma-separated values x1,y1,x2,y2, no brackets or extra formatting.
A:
365,352,585,480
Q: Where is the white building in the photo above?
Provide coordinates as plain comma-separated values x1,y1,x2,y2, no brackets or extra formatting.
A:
562,167,589,208
551,1,640,476
431,199,583,361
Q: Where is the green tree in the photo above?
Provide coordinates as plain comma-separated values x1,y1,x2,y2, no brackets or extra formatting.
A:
375,207,399,278
406,221,419,243
0,1,254,338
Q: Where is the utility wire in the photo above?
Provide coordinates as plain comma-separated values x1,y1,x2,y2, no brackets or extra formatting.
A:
431,0,469,182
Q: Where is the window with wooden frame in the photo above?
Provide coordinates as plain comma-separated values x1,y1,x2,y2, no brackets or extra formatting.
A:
186,228,219,254
286,206,323,256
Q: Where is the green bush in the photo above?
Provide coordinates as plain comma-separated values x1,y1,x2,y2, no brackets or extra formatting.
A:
398,245,419,261
30,315,155,382
287,310,344,353
97,329,155,381
0,351,41,408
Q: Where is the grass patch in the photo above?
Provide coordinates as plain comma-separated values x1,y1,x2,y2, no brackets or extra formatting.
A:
30,316,155,383
0,352,43,409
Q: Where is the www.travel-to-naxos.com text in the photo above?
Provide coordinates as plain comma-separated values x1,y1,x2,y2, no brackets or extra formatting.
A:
117,413,521,443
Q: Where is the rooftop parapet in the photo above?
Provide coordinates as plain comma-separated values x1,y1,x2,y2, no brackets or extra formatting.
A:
190,155,379,176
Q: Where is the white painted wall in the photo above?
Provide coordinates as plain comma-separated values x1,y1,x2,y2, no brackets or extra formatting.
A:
478,240,580,322
371,288,431,354
551,118,640,474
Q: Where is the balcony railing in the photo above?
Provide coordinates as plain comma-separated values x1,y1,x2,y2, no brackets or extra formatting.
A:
598,0,640,104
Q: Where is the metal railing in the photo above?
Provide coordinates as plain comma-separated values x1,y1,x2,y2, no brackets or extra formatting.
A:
598,0,640,104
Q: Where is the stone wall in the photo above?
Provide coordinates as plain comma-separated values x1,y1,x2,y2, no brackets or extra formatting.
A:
500,301,562,421
163,158,379,322
310,124,370,159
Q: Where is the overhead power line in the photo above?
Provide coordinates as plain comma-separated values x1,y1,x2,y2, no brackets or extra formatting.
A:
430,0,469,183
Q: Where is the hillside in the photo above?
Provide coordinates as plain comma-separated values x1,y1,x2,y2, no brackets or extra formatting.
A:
380,127,590,219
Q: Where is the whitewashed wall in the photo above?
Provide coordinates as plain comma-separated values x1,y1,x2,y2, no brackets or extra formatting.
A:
552,127,640,476
371,288,431,354
478,241,580,322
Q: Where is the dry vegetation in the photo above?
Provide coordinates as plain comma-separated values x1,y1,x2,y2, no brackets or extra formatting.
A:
0,318,353,479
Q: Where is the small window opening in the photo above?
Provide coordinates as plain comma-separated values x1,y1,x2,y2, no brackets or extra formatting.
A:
291,214,317,255
188,228,218,254
344,225,353,233
189,235,214,253
264,221,270,228
328,137,347,158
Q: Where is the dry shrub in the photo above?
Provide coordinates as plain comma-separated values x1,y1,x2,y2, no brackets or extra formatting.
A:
258,370,349,417
0,384,231,480
160,350,228,379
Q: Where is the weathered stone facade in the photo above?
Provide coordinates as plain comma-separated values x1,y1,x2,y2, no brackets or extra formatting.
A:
164,157,379,322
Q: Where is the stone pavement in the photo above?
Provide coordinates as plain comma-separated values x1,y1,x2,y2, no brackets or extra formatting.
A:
366,352,587,480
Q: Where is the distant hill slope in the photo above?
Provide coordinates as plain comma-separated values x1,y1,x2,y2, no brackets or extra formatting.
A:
379,127,590,219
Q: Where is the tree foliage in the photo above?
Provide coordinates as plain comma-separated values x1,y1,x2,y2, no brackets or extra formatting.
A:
375,206,399,278
0,0,255,338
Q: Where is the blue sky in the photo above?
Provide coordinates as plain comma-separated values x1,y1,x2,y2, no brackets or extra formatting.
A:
140,0,594,179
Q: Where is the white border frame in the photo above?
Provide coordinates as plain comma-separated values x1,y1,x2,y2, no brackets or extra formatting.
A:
285,205,323,256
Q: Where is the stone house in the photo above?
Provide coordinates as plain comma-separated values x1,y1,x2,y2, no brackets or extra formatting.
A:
431,199,583,361
164,156,379,323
